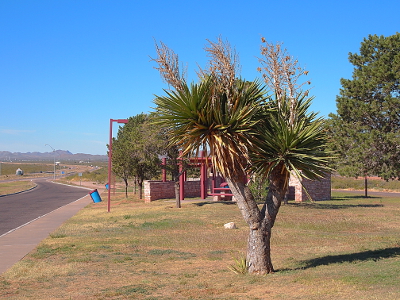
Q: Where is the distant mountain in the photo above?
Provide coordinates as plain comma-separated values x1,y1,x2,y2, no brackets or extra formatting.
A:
0,150,108,162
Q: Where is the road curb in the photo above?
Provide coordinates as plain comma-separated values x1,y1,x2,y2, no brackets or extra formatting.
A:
0,182,38,198
51,180,93,191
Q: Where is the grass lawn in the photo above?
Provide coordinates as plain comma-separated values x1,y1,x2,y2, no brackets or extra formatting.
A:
0,181,36,196
0,191,399,299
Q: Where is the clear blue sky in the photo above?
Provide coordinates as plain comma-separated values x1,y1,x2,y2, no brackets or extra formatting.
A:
1,0,399,155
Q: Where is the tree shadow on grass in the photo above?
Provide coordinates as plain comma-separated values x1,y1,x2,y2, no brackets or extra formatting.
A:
195,201,383,209
278,247,400,272
193,201,236,207
332,195,381,200
286,202,384,210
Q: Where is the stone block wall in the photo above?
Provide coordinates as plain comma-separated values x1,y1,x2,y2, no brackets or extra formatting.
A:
288,173,331,202
145,173,331,203
144,180,201,202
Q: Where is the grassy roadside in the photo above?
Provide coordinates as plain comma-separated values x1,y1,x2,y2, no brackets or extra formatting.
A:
0,181,36,196
0,191,399,299
0,162,98,183
332,175,400,192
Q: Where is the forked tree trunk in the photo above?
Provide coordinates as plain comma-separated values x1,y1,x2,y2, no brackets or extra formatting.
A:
246,220,274,274
226,166,287,275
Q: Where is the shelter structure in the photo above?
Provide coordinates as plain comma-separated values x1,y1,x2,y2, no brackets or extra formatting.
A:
144,151,233,202
144,153,331,202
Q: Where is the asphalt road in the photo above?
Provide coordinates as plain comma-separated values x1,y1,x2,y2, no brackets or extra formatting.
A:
0,179,90,236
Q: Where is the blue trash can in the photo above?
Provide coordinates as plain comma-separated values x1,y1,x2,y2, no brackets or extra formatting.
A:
89,189,102,203
105,183,109,190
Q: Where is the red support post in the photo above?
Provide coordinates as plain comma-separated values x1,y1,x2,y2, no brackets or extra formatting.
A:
107,119,113,212
200,160,207,199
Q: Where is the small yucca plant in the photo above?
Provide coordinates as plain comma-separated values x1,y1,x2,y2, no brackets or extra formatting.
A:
228,253,248,275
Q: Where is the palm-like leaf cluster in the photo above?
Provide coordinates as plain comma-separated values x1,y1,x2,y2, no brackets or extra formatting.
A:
154,77,331,186
252,93,332,185
154,77,266,180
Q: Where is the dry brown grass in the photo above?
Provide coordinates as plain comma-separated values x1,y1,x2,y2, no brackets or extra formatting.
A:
0,181,36,196
0,191,399,299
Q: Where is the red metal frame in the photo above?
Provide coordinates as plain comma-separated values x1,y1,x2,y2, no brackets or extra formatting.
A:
176,151,233,200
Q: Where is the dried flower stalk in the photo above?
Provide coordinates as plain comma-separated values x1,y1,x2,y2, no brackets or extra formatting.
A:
258,38,311,126
151,40,186,91
200,37,240,96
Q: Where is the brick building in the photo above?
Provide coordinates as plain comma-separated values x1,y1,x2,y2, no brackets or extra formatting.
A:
144,180,201,203
287,172,331,202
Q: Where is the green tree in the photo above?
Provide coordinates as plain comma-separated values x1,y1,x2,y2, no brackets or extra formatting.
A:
111,133,135,198
153,38,331,274
112,113,162,199
328,33,400,196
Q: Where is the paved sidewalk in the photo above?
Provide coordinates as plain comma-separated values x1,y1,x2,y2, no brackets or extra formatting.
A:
0,193,92,274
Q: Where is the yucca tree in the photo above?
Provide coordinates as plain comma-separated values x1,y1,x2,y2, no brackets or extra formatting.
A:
154,77,331,274
154,77,265,180
241,93,331,273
